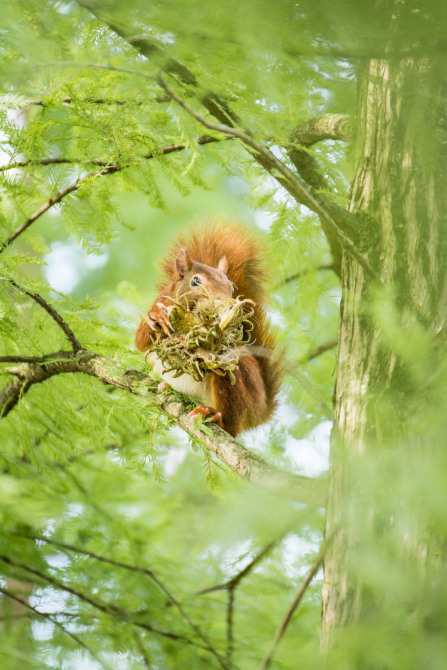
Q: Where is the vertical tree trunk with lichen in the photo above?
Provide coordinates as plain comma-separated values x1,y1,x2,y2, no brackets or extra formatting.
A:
322,52,447,634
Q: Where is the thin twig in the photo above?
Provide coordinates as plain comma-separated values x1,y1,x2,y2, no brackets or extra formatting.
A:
0,164,120,252
0,554,211,653
0,351,73,363
0,135,226,173
25,96,144,107
0,586,103,666
158,77,381,283
0,157,101,171
0,610,76,620
13,530,226,669
226,587,235,664
133,631,152,668
280,264,336,286
194,538,280,665
193,534,287,664
299,338,338,364
5,279,83,351
195,537,280,597
259,548,326,670
33,60,155,81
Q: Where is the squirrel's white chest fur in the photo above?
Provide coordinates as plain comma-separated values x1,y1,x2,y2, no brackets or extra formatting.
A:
148,353,213,406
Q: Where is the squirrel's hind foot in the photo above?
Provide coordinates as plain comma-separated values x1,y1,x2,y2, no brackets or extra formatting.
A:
188,405,223,429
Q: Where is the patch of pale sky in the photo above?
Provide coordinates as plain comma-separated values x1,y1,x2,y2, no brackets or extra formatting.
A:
45,242,109,293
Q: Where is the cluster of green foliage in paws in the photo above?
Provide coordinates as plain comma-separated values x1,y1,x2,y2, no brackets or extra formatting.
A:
149,296,255,383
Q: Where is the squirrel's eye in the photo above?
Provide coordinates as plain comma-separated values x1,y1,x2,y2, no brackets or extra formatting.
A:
191,276,202,287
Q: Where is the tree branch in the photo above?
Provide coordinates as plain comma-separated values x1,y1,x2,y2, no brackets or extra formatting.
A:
299,338,338,364
276,264,336,288
286,114,352,192
4,279,83,351
158,77,380,283
0,585,103,666
0,353,73,363
0,349,325,505
0,135,225,173
0,157,106,171
0,164,121,252
0,610,77,620
72,2,363,274
14,530,223,665
226,587,235,663
25,95,146,107
0,554,213,656
0,377,32,417
133,631,152,668
259,547,325,670
290,114,352,148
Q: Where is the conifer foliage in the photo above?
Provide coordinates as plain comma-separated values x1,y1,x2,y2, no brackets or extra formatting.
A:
1,2,447,669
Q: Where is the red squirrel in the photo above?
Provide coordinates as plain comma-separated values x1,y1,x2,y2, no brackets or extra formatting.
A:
135,222,282,437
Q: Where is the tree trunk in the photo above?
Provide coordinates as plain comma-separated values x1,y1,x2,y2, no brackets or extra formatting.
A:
322,49,447,639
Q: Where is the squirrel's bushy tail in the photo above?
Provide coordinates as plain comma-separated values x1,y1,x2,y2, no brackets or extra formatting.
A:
255,309,284,418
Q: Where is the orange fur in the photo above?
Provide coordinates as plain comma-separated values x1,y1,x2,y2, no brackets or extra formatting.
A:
135,221,283,436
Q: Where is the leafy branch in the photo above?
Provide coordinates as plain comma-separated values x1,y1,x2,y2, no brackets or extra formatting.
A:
0,165,120,252
18,20,365,279
158,76,380,282
0,135,225,173
0,554,217,658
0,349,326,505
259,545,326,670
0,136,225,250
195,535,284,663
0,585,104,667
5,279,83,351
13,530,223,665
0,277,323,501
72,1,365,276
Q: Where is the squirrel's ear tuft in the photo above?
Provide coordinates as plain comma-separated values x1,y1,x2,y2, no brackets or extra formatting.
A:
175,246,192,278
217,255,228,274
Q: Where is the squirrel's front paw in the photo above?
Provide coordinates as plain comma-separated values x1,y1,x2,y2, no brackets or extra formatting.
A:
147,303,173,336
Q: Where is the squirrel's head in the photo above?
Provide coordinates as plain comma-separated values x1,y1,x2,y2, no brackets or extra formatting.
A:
174,246,234,301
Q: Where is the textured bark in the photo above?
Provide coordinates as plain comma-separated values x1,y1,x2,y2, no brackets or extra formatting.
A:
0,350,325,505
322,54,447,632
287,114,352,191
290,114,352,147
